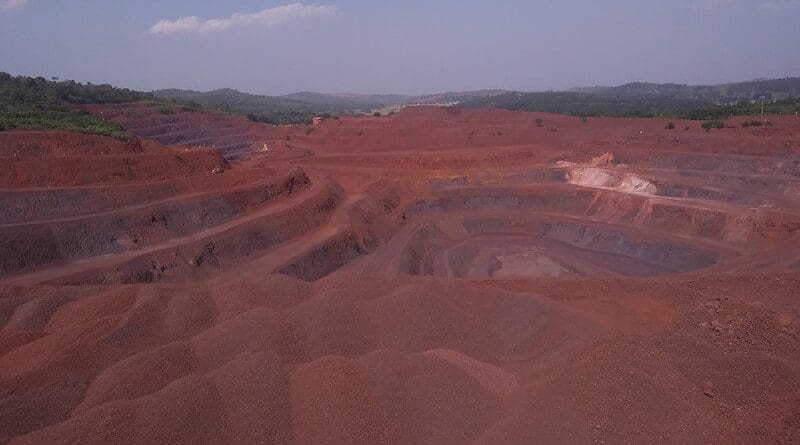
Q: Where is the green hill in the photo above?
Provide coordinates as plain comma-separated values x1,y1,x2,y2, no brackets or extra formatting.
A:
154,88,322,125
467,77,800,119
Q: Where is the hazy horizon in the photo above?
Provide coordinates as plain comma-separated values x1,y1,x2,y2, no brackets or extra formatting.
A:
2,1,799,96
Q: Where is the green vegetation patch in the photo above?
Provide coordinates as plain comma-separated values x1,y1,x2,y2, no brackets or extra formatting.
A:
0,109,128,139
0,72,151,139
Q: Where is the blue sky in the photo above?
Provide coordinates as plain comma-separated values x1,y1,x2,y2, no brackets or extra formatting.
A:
1,0,799,95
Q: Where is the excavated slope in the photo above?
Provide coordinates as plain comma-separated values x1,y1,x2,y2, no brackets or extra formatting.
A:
1,107,800,444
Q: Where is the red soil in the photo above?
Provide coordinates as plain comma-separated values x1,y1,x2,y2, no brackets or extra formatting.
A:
0,131,227,188
1,107,800,443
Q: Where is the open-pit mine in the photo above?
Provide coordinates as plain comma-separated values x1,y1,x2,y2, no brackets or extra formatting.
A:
1,106,799,443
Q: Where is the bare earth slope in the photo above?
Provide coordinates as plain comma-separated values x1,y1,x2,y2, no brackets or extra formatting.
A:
1,107,800,443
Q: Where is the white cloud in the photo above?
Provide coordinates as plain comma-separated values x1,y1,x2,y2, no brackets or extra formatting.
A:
147,3,338,36
0,0,29,11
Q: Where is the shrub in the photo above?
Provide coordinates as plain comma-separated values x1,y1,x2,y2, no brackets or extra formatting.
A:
749,120,763,127
665,122,676,130
685,125,690,131
373,112,382,117
535,118,544,127
581,117,588,124
741,121,750,128
0,121,5,131
701,120,725,131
